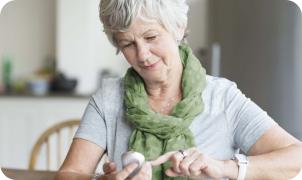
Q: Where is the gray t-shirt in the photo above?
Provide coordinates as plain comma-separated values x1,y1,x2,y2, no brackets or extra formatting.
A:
75,75,277,179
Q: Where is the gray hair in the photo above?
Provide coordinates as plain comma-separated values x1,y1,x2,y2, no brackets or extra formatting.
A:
99,0,189,49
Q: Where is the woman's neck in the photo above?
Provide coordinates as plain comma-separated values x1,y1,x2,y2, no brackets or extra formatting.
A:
145,67,183,100
143,57,184,114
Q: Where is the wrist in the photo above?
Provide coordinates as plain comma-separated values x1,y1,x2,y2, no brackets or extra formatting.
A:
223,159,239,180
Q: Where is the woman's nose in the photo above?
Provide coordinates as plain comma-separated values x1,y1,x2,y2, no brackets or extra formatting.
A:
137,43,151,62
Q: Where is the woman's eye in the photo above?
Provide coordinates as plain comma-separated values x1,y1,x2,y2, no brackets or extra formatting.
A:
122,43,133,48
146,36,157,41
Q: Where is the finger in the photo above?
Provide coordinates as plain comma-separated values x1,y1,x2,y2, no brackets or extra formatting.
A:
189,156,208,176
105,156,110,163
103,162,110,173
145,162,152,175
179,150,200,176
143,162,152,176
188,169,208,180
171,148,198,174
116,163,138,179
150,148,197,166
165,168,183,177
131,162,152,180
103,162,117,174
150,151,176,166
171,151,185,173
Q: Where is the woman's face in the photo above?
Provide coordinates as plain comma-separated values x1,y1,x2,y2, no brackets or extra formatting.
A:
114,18,183,83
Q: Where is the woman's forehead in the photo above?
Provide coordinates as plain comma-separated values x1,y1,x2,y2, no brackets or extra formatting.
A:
114,20,165,40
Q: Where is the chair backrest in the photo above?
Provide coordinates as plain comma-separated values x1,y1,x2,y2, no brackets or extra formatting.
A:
28,119,80,170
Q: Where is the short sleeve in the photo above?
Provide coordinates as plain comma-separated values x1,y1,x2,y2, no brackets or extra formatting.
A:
74,97,107,149
225,82,277,154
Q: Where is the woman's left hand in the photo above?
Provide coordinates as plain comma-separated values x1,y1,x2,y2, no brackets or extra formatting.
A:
102,161,152,180
151,147,228,179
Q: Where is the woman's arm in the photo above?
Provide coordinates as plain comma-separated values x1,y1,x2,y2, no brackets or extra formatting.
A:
223,81,302,179
224,125,302,180
151,125,302,180
55,138,105,180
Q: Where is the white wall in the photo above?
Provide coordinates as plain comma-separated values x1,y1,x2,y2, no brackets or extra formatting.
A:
0,0,56,81
292,2,302,139
187,0,209,53
208,0,302,139
56,0,129,95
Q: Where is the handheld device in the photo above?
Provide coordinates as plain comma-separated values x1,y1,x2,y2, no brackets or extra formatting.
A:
121,151,145,178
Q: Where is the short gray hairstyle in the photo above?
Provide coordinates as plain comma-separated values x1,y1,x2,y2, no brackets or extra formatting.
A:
99,0,189,49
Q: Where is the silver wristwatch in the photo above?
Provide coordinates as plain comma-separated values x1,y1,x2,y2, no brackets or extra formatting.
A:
232,154,249,180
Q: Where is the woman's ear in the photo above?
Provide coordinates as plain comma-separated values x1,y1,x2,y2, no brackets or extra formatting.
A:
177,26,187,41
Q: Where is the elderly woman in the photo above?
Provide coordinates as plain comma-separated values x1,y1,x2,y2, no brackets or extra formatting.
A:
56,0,302,179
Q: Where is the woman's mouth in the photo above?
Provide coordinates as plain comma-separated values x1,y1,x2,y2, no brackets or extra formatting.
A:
143,61,160,70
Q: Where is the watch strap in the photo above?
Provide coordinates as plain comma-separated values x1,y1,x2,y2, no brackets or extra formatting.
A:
234,154,249,180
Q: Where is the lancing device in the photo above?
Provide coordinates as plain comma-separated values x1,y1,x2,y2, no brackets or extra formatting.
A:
121,151,145,178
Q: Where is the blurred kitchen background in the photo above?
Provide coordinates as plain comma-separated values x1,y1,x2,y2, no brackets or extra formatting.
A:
0,0,301,170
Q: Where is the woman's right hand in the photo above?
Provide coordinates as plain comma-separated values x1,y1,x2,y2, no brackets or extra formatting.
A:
100,161,152,180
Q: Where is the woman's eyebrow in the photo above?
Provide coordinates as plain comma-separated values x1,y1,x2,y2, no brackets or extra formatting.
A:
116,28,158,43
142,29,158,35
116,35,133,43
117,38,134,46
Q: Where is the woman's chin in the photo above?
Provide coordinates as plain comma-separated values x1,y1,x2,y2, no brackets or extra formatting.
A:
144,75,168,84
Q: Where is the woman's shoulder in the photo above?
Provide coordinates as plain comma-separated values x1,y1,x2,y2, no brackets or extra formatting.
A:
203,75,240,107
95,77,123,94
91,77,124,108
205,75,237,92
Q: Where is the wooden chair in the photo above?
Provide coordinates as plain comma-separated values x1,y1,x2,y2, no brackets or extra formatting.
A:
28,119,80,170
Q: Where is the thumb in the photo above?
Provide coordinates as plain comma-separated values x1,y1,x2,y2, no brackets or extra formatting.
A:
103,162,117,174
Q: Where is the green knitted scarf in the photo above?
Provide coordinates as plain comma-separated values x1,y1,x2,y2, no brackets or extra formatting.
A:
123,43,206,180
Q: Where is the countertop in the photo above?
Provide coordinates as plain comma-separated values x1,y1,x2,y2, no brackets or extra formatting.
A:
0,92,90,99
